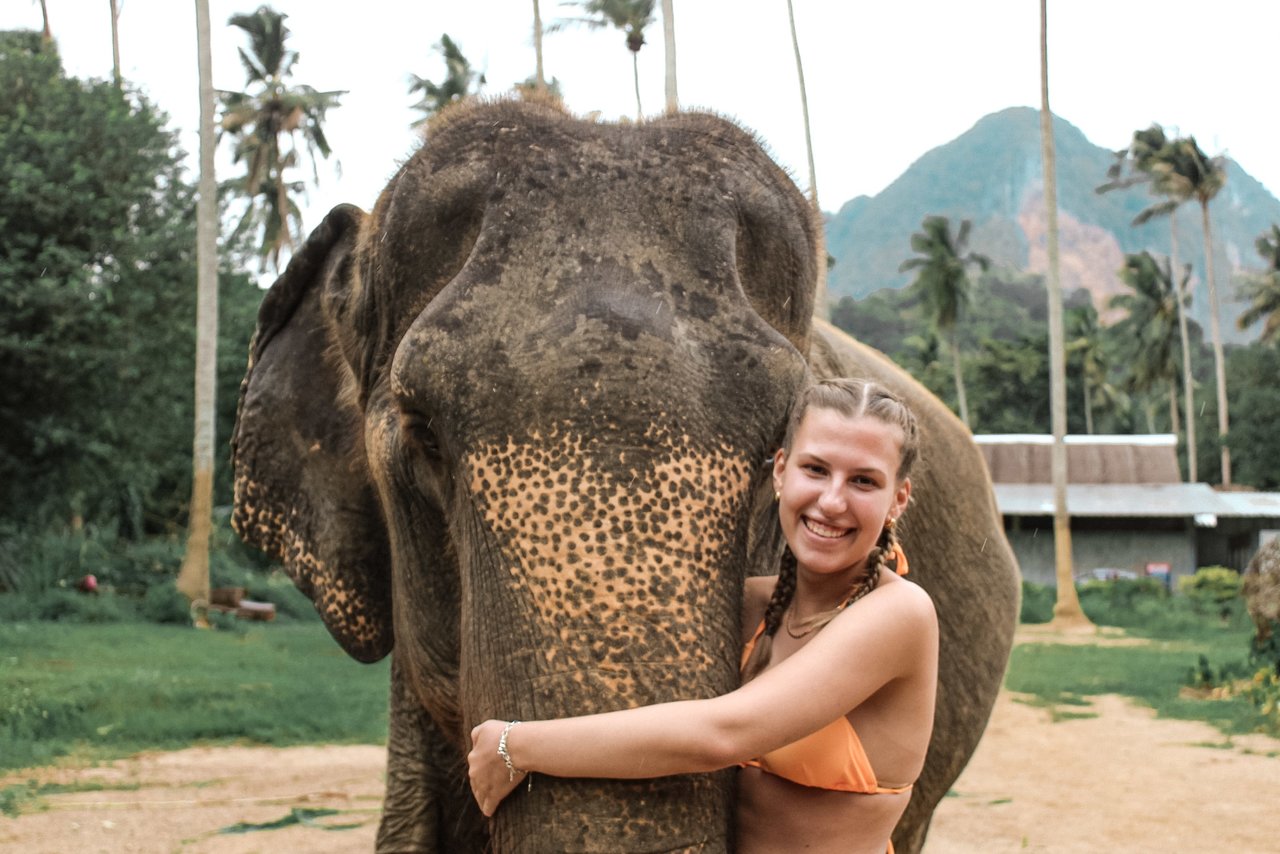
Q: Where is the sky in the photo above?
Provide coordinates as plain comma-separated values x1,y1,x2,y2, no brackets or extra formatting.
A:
7,1,1278,239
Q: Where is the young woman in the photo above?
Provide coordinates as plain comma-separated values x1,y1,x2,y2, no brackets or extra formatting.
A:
468,378,938,854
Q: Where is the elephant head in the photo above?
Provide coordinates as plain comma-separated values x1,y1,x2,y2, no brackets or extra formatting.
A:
232,98,820,851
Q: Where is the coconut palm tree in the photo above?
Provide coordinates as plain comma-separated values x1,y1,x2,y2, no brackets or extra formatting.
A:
408,33,486,127
1066,306,1128,434
554,0,655,120
109,0,121,87
785,0,826,321
1136,134,1231,483
1238,224,1280,344
176,0,217,621
1098,124,1198,480
1111,251,1189,435
660,0,676,112
1162,135,1228,481
1039,0,1088,626
899,215,988,428
219,6,344,271
533,0,546,91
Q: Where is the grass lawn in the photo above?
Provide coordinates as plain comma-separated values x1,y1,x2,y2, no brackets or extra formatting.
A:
1005,622,1274,737
1,621,389,773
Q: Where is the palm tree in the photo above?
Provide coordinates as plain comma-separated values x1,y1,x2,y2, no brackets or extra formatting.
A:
176,0,217,624
660,0,677,113
1039,0,1088,627
1111,251,1189,434
1135,133,1231,483
899,215,989,428
1065,307,1128,435
1098,124,1198,480
109,0,121,87
408,34,486,127
785,0,826,322
554,0,655,121
533,0,546,91
1238,224,1280,344
219,6,344,271
36,0,51,44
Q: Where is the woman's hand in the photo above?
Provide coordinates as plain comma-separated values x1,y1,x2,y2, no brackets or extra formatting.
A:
468,719,528,817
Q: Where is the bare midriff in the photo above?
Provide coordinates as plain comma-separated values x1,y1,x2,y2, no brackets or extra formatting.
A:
735,766,910,854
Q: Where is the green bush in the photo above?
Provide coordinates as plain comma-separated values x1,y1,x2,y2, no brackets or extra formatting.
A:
1178,566,1244,621
1020,581,1054,623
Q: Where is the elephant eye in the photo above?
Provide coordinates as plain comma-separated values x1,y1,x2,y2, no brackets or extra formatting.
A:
399,411,442,459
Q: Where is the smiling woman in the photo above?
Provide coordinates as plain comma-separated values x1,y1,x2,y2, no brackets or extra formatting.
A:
468,378,939,854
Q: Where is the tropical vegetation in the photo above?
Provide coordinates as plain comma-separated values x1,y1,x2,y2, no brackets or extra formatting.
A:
218,5,344,272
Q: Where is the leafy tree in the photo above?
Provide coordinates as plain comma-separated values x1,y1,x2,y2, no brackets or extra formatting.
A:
1238,224,1280,344
554,0,655,121
1222,344,1280,489
899,215,989,427
1099,123,1199,480
969,334,1051,433
409,33,486,128
218,5,343,271
0,30,261,539
1111,251,1188,439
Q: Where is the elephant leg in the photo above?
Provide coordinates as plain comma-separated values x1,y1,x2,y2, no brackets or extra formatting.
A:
377,653,486,853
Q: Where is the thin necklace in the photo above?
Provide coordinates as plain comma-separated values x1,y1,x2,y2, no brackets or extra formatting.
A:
784,573,878,639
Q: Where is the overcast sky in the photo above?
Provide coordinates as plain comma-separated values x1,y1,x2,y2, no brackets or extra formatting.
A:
8,1,1278,237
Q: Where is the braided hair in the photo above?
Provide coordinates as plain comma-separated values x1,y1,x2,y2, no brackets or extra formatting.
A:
741,378,918,682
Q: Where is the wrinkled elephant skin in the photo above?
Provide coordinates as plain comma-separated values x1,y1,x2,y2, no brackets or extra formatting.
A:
231,99,1019,853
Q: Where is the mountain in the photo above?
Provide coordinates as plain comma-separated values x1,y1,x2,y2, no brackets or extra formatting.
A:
824,107,1280,342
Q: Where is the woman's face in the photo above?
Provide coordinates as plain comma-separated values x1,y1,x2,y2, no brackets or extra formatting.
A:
772,408,911,580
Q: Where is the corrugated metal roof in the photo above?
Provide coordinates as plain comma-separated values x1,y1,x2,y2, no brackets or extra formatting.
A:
974,435,1182,485
994,483,1231,519
1214,491,1280,518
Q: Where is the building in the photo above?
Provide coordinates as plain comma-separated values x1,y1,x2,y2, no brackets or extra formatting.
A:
976,434,1280,587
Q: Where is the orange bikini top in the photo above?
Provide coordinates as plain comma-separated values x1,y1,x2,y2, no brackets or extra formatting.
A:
738,550,913,795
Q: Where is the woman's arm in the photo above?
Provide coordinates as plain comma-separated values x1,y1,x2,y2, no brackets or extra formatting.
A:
468,578,936,815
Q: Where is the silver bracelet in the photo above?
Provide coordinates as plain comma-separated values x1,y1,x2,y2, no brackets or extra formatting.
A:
498,720,524,781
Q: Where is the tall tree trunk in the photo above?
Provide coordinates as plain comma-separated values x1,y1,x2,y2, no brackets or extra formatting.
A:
1201,201,1231,485
950,330,970,428
1171,221,1197,481
631,50,642,121
785,0,827,322
661,0,677,113
1083,376,1093,435
532,0,545,90
109,0,121,87
1039,0,1089,626
39,0,52,44
177,0,218,622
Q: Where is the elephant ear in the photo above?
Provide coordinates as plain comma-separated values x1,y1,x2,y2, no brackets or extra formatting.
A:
231,204,393,663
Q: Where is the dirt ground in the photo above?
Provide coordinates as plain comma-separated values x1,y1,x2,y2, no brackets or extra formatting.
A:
3,629,1278,853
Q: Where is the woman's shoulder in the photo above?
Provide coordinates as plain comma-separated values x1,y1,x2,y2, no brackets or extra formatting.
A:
844,574,937,634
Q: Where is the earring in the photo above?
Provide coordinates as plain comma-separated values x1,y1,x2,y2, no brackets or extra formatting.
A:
884,516,896,532
774,491,781,502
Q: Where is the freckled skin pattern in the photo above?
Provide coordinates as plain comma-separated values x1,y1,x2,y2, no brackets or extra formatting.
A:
230,98,1019,853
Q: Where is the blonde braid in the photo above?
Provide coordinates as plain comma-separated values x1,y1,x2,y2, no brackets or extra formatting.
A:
741,548,797,682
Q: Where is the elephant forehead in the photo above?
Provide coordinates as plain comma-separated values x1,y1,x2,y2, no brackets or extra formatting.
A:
466,431,752,666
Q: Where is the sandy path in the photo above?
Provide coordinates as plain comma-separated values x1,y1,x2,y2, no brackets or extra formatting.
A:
3,636,1278,853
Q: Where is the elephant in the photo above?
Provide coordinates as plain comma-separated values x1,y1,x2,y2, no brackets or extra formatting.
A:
231,97,1019,853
